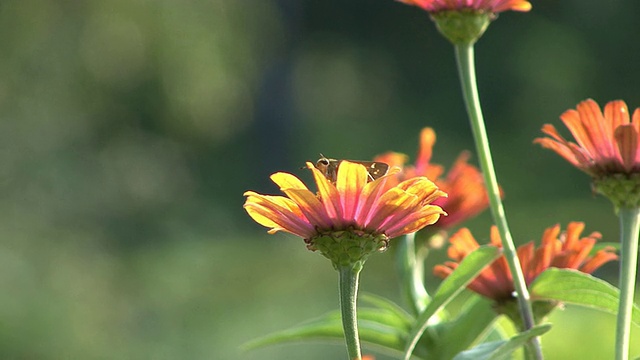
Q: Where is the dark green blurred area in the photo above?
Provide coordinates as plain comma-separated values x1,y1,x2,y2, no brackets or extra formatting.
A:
2,0,640,358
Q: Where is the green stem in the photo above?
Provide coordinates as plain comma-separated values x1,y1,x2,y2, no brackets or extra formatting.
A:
453,44,542,360
615,207,640,360
398,232,430,315
339,265,362,360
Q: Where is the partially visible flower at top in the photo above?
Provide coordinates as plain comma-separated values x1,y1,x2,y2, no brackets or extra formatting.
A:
243,161,447,269
398,0,531,14
433,222,617,323
375,127,492,230
397,0,531,44
535,99,640,209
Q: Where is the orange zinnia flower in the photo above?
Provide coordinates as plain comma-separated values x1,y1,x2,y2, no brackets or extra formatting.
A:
535,99,640,209
535,99,640,178
244,161,447,266
398,0,531,13
375,127,491,230
433,222,618,302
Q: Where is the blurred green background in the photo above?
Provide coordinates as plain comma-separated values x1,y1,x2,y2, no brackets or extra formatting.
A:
1,0,639,359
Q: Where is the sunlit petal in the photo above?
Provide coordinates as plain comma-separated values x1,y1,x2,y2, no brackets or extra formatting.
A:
271,172,310,191
283,189,332,230
336,161,368,223
308,162,344,226
243,192,314,238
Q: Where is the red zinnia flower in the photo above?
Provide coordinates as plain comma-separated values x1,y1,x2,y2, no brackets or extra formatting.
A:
375,127,492,230
433,222,618,302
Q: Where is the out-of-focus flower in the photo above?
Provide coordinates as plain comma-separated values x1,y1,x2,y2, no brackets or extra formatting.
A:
535,99,640,209
375,127,492,230
244,161,447,268
433,222,618,302
398,0,531,14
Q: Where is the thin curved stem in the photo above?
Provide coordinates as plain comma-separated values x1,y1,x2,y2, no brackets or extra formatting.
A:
339,265,362,360
397,232,430,315
615,207,640,360
453,43,542,360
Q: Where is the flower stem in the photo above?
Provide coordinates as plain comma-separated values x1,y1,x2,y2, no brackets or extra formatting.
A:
397,232,430,315
339,265,362,360
453,43,542,360
615,207,640,360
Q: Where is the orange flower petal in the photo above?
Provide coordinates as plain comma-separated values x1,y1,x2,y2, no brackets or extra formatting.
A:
580,99,617,161
415,127,436,174
354,175,393,224
283,189,332,230
615,125,639,172
560,105,599,161
365,188,416,231
243,192,314,238
562,222,585,250
580,247,618,274
385,206,445,238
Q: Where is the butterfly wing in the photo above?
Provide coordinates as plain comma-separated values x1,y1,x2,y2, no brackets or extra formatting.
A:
314,156,389,183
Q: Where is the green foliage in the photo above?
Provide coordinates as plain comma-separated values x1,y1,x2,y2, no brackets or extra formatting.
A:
425,296,506,360
242,293,422,358
530,268,640,326
452,325,551,360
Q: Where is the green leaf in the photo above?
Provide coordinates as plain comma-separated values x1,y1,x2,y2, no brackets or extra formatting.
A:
402,246,501,360
530,268,640,326
431,296,503,359
360,292,415,327
243,308,407,352
452,324,551,360
242,305,425,357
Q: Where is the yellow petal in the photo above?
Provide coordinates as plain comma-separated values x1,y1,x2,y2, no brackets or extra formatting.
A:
335,161,368,222
271,172,309,191
243,192,313,238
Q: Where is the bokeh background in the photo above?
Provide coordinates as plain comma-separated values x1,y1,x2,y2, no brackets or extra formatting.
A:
1,0,639,359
